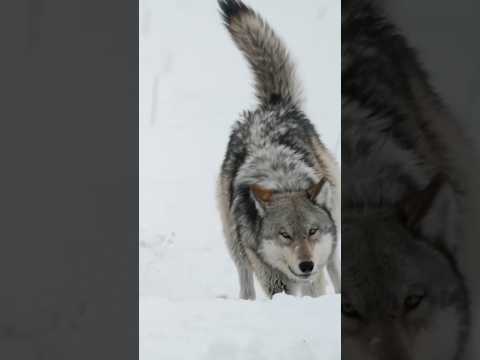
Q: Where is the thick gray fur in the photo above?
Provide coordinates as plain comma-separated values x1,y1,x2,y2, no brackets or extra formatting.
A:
219,0,303,107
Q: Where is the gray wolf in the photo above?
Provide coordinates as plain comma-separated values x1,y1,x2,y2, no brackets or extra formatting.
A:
216,0,340,300
342,0,472,359
342,185,469,360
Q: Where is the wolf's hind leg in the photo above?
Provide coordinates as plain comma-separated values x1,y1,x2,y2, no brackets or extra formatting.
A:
238,265,255,300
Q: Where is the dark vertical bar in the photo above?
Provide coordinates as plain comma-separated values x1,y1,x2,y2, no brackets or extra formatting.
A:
0,0,138,359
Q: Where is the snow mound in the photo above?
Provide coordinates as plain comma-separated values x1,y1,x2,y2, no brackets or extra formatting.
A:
140,294,340,360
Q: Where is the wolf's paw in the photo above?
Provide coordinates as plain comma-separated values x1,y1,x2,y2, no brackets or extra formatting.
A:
239,291,256,301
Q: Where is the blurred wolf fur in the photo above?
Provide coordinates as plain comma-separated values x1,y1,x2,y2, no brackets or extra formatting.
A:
342,0,478,359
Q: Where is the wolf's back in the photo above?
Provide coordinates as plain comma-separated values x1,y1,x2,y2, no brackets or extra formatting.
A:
219,0,302,107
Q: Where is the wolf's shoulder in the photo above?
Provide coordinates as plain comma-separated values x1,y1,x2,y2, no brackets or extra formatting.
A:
221,104,322,185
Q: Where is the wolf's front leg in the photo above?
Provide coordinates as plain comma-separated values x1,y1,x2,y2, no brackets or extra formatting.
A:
327,249,341,293
309,270,328,297
245,248,289,299
255,266,290,299
265,277,290,299
238,266,256,300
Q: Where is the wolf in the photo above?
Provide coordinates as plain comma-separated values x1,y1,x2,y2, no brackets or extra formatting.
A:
216,0,341,300
342,181,469,360
342,0,474,359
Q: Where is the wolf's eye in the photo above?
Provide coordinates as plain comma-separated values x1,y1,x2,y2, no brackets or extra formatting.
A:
342,302,360,318
279,231,291,240
309,228,319,236
404,293,425,311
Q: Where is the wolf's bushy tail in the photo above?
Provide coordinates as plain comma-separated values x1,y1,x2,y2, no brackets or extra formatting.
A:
219,0,302,107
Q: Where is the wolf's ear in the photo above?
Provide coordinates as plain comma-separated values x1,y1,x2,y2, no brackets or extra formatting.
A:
307,178,334,208
400,174,459,251
306,178,327,201
250,185,273,205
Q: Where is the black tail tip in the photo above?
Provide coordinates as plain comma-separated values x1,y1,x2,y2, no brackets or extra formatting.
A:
218,0,249,25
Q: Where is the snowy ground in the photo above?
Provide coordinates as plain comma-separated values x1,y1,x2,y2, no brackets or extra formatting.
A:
140,295,340,360
139,0,340,358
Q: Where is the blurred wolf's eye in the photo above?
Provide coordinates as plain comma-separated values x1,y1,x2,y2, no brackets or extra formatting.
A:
342,301,360,318
309,228,319,236
279,231,291,240
404,293,425,311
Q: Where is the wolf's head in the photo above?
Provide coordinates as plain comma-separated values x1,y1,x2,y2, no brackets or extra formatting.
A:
251,179,336,282
342,176,469,360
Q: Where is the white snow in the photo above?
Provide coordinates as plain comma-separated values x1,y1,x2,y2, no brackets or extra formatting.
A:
140,294,340,360
139,0,340,358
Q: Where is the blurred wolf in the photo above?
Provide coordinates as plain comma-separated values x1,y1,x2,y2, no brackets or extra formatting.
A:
342,0,473,359
216,0,340,300
342,183,469,360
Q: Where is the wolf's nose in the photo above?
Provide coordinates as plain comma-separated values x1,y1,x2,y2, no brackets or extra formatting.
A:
299,261,314,273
